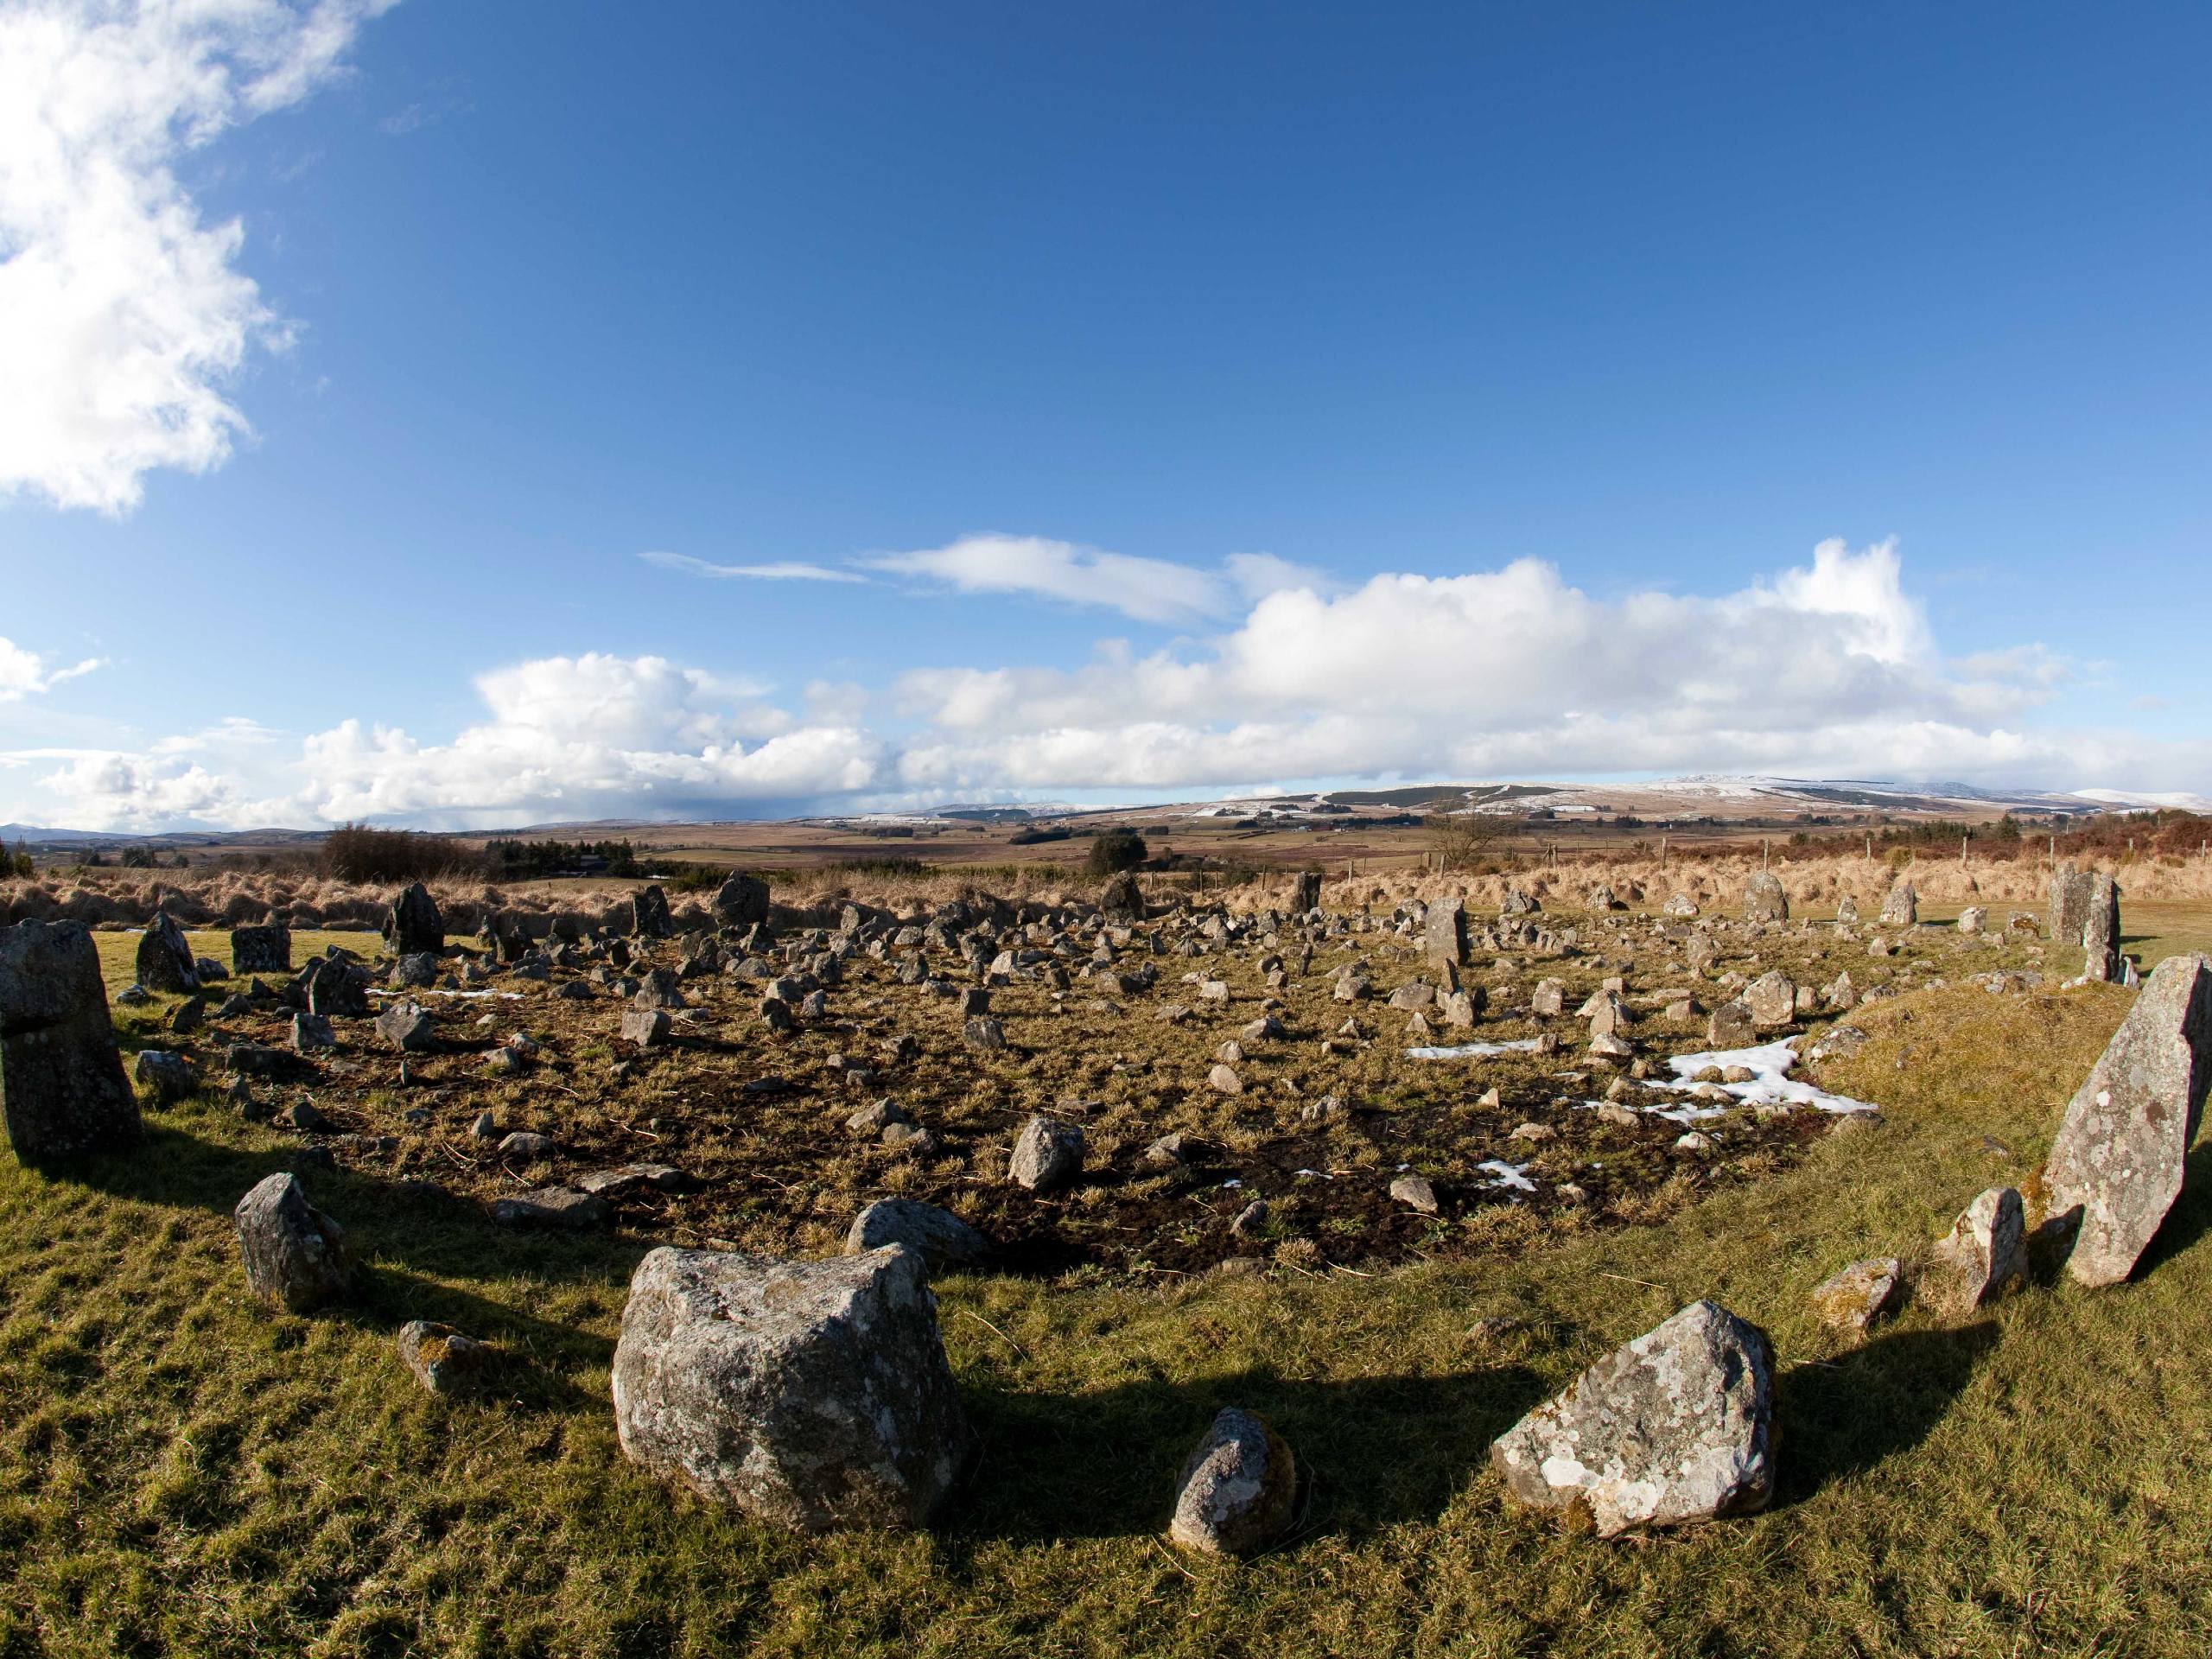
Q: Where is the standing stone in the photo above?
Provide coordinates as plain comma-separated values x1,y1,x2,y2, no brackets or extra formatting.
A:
1490,1300,1776,1535
1958,906,1987,938
375,1001,437,1052
136,910,199,995
1168,1408,1300,1556
611,1245,974,1531
1835,893,1860,926
302,956,367,1018
628,885,673,939
386,882,444,958
1425,896,1468,969
229,923,291,976
2082,876,2121,983
1917,1186,2026,1315
1743,873,1789,924
1879,880,1917,927
1745,971,1796,1031
233,1173,353,1311
2050,864,2095,944
1811,1257,1904,1333
711,874,772,928
0,920,140,1164
2043,953,2212,1287
1292,870,1323,915
1008,1115,1085,1192
1100,871,1145,925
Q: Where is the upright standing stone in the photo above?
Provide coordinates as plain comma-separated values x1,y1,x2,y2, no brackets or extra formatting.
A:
233,1173,353,1311
386,883,444,958
1425,895,1468,969
0,920,141,1164
1291,870,1323,915
628,885,672,939
2050,864,2095,945
1879,880,1917,927
611,1245,974,1531
229,923,291,976
2082,876,2121,983
136,910,199,994
1743,873,1789,924
1489,1300,1776,1535
711,874,771,928
1167,1408,1300,1556
1917,1187,2025,1315
302,955,367,1018
2044,953,2212,1287
1100,871,1145,925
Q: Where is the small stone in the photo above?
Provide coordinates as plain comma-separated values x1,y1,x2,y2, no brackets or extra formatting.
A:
1008,1116,1085,1192
233,1173,353,1311
397,1320,491,1395
132,1048,194,1103
1208,1064,1243,1096
1389,1173,1439,1213
1917,1186,2025,1316
498,1131,556,1160
490,1187,610,1228
1811,1257,1904,1333
1167,1408,1300,1556
844,1198,988,1268
374,1001,436,1053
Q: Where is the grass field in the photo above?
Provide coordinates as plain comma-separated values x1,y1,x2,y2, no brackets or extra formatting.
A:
5,952,2210,1654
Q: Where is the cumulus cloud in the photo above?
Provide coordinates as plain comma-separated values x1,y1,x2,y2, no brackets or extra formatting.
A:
1,542,2202,830
0,634,103,700
640,550,867,583
0,0,394,514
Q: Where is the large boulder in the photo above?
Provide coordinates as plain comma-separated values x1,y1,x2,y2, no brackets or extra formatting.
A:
2043,952,2212,1287
1742,873,1789,924
1425,896,1468,969
386,882,444,958
611,1244,974,1531
0,920,141,1164
1167,1408,1300,1556
233,1173,353,1311
711,874,771,928
1490,1300,1776,1536
136,909,199,995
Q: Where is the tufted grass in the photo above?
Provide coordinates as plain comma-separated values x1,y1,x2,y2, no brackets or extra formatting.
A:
5,973,2212,1656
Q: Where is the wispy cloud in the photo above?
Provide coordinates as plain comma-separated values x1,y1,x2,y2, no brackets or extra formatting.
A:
0,636,104,702
640,551,867,583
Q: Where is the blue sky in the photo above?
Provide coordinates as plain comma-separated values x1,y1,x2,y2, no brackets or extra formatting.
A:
2,1,2207,830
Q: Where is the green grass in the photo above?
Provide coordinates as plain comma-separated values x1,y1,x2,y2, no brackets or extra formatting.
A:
6,976,2212,1656
88,929,386,997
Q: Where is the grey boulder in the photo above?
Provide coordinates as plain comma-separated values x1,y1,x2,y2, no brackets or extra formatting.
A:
844,1198,989,1270
1167,1407,1300,1556
1490,1300,1776,1535
0,919,140,1164
234,1173,353,1311
1007,1115,1085,1192
1917,1186,2026,1316
611,1244,974,1531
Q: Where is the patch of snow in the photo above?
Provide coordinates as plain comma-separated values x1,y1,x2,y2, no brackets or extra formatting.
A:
1647,1036,1877,1115
1478,1159,1537,1192
366,988,524,1001
1406,1038,1546,1060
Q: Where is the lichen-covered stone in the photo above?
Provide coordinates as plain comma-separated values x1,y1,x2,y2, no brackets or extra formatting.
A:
1811,1257,1904,1332
844,1198,989,1269
1490,1300,1776,1535
2043,952,2212,1287
1426,896,1467,969
136,910,199,995
1917,1186,2025,1315
234,1173,353,1311
1168,1408,1300,1556
611,1245,974,1531
0,920,140,1164
1743,874,1789,924
397,1320,491,1395
229,923,291,975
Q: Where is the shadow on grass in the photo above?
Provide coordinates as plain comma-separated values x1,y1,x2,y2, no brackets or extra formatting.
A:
63,1109,653,1294
949,1362,1545,1543
1771,1321,2000,1507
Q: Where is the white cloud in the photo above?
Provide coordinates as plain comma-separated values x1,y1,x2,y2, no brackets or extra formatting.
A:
0,634,103,700
639,550,868,583
3,542,2205,830
865,534,1239,625
0,0,394,515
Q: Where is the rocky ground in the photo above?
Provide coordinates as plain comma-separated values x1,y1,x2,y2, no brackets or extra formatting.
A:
114,883,2064,1282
